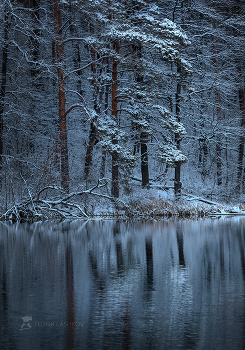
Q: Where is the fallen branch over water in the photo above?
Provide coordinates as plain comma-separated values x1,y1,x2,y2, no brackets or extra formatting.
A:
1,179,127,220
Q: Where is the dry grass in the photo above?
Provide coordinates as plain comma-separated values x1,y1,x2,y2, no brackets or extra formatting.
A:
126,198,210,219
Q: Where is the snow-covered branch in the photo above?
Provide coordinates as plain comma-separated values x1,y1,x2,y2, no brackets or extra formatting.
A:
2,179,127,220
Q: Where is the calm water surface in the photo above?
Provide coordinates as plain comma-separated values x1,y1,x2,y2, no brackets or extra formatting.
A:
1,218,245,349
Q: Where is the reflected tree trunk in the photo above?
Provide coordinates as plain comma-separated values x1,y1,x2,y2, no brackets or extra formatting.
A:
88,250,105,291
116,241,123,273
113,221,124,274
0,256,9,349
176,228,185,267
145,237,154,290
122,301,130,350
66,243,75,350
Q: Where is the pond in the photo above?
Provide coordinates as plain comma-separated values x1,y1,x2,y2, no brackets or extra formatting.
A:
1,218,245,349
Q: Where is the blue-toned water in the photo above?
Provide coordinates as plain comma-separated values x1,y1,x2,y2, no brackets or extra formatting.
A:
1,218,245,349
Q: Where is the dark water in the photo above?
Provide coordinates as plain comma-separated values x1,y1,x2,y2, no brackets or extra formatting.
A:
1,218,245,350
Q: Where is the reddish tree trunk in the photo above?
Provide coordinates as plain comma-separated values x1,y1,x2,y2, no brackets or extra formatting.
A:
53,0,69,192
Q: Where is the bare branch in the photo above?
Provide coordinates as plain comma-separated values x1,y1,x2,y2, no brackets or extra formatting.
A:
62,37,86,45
64,56,109,79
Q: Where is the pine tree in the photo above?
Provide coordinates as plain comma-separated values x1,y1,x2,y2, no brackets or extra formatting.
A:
73,0,191,196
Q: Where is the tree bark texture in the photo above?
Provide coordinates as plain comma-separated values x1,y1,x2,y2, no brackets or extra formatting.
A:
212,1,222,186
111,42,120,198
0,8,11,187
141,133,149,187
135,45,149,188
28,0,39,76
53,0,69,193
232,4,245,190
84,122,99,180
69,7,82,95
237,79,245,188
174,65,182,198
84,23,99,181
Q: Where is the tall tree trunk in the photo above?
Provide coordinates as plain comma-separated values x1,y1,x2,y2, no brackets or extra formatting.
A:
237,78,245,188
100,58,109,179
135,46,149,187
28,0,39,77
172,4,183,197
69,6,82,95
0,7,11,188
84,122,99,180
141,132,149,187
174,65,182,197
212,0,222,186
99,2,112,179
84,23,99,181
53,0,69,192
232,3,245,191
111,42,120,198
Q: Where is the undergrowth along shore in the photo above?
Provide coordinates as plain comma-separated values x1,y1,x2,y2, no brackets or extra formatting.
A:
2,197,245,221
113,199,245,219
1,180,245,221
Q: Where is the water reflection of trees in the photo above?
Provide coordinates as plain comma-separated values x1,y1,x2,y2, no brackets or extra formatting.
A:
1,219,245,349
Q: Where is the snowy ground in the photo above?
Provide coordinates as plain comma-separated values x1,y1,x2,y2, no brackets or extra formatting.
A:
2,180,245,221
93,182,245,219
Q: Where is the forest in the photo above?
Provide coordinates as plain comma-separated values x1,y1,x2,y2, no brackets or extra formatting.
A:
0,0,244,218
